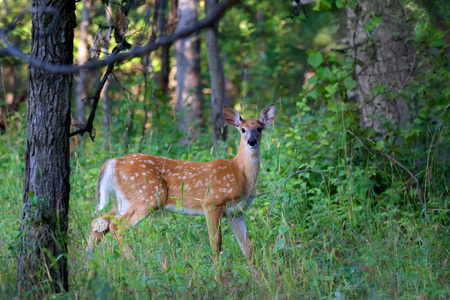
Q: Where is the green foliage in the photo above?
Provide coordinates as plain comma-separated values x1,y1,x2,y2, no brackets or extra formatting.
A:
0,0,449,298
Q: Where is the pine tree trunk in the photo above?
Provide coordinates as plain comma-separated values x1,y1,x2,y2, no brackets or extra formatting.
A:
346,0,414,132
175,0,203,141
16,0,75,295
205,0,227,144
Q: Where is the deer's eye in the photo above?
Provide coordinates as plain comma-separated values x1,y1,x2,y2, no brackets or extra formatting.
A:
256,127,262,133
241,128,246,133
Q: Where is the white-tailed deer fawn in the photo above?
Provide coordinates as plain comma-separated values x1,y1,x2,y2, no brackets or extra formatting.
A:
87,104,276,260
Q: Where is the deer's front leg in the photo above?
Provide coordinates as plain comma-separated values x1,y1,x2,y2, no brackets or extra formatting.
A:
204,206,224,257
226,212,253,260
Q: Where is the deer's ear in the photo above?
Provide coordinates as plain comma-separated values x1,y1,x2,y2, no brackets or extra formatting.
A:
259,104,276,126
223,106,243,127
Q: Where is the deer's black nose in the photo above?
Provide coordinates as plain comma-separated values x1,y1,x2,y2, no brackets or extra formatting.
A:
248,138,257,147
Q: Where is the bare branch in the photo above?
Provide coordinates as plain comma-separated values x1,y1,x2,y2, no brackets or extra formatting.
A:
0,0,241,74
69,0,137,140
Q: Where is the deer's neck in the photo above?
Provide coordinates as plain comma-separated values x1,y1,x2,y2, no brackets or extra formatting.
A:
231,141,261,196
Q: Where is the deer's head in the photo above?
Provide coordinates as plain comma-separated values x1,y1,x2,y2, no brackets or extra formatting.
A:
223,104,276,151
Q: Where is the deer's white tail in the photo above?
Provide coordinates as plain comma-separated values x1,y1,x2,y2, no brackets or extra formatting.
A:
96,159,116,213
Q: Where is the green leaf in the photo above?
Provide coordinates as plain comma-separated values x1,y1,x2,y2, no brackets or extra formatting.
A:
320,139,329,146
101,0,109,5
307,89,319,100
307,75,318,86
308,51,323,68
278,225,289,234
375,140,385,150
344,77,357,90
316,66,333,81
328,101,337,112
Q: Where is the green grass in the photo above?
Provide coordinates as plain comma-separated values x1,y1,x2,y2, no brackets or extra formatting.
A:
0,121,448,299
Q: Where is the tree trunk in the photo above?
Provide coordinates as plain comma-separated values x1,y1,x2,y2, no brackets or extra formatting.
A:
102,4,113,136
16,0,75,296
205,0,227,144
158,0,177,95
346,0,414,132
76,0,91,124
175,0,203,141
102,79,111,132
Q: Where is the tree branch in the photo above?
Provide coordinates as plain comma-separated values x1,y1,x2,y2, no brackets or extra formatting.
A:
69,0,137,140
0,0,241,74
66,0,239,140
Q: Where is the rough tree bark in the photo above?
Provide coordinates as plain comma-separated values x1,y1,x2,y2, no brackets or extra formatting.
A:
175,0,203,141
346,0,414,132
16,0,75,295
205,0,227,144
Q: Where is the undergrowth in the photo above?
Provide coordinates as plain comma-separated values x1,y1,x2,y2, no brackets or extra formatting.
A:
0,99,448,298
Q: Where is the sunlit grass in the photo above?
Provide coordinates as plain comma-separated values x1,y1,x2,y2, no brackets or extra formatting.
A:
0,120,448,299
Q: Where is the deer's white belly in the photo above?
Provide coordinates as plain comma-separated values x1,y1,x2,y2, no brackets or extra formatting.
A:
163,204,205,216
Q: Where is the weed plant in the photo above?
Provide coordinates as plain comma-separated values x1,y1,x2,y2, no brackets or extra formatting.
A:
0,94,448,298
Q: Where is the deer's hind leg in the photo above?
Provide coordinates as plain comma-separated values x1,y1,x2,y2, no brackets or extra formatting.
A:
107,202,156,259
108,180,168,259
87,209,118,252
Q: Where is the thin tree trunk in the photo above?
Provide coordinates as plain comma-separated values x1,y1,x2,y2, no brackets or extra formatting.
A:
205,0,227,144
0,36,27,133
16,0,75,295
346,0,414,132
76,0,91,124
102,80,111,131
175,0,203,141
102,4,113,135
159,0,177,95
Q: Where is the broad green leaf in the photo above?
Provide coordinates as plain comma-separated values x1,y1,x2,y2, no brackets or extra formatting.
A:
308,51,323,68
